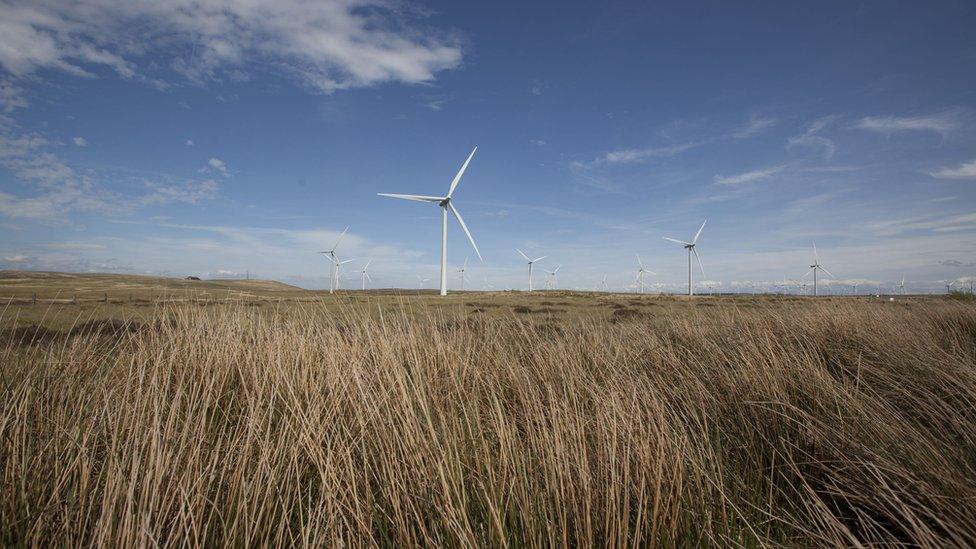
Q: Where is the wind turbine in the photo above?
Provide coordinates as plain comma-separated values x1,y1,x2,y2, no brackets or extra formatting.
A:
516,249,547,291
417,275,431,290
635,254,656,294
896,276,906,295
318,226,349,294
378,148,482,296
543,265,561,290
601,274,608,292
457,257,469,291
663,220,706,296
326,257,355,290
360,260,372,290
802,242,833,296
483,276,494,291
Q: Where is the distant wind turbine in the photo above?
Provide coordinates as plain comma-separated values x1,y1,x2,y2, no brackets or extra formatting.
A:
378,147,482,296
635,254,656,294
543,265,561,290
318,226,348,294
417,275,431,290
663,220,706,296
457,257,469,291
601,274,608,292
802,242,833,296
516,249,547,291
360,260,372,290
896,276,906,295
325,257,355,290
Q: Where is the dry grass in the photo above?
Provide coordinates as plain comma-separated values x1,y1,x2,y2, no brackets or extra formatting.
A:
1,298,975,546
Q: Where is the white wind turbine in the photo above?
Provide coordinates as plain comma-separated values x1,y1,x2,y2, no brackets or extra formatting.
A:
663,220,706,296
543,265,561,290
457,257,469,291
635,254,656,294
516,249,547,291
417,275,431,290
378,148,482,296
896,275,906,295
601,274,608,292
318,226,348,294
802,242,833,296
360,260,372,290
326,257,355,291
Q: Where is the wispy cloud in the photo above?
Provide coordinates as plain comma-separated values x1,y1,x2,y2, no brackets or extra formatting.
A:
576,142,698,169
929,159,976,179
204,157,229,177
0,0,463,93
731,115,776,139
855,113,957,135
72,136,87,147
713,165,784,186
787,115,838,160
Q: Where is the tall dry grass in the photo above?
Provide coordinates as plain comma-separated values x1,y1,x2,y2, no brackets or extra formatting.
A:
1,300,975,546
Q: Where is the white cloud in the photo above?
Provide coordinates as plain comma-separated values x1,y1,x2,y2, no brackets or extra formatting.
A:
2,254,31,263
713,165,783,186
72,136,87,146
787,116,837,160
0,117,218,222
855,114,956,135
731,115,776,139
206,157,228,176
576,143,698,169
141,179,219,206
929,159,976,180
0,79,28,112
0,0,463,93
185,139,194,146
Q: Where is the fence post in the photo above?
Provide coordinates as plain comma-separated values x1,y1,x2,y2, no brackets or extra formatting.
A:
32,292,37,305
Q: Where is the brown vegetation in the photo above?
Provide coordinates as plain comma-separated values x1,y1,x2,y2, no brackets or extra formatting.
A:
1,297,975,546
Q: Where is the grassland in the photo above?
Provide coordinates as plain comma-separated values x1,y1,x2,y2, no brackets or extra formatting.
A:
1,271,975,546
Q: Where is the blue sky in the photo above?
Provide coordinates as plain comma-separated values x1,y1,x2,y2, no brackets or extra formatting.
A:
1,0,975,293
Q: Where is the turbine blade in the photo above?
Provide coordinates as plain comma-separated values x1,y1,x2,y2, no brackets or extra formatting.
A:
448,202,482,261
693,248,705,276
693,219,707,244
813,242,819,263
377,193,444,203
801,268,815,278
636,253,643,268
447,147,477,198
663,237,691,246
331,226,349,251
364,259,371,270
533,256,547,263
365,273,372,281
819,265,834,278
553,265,561,274
516,248,530,261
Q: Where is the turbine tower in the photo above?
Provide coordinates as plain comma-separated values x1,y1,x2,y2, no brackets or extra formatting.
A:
360,260,371,290
516,249,547,291
318,226,348,294
635,254,655,294
417,275,430,290
802,242,833,296
601,274,608,292
378,148,482,296
663,219,706,296
896,276,906,295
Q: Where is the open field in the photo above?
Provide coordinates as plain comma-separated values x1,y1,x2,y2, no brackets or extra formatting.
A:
2,271,975,546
